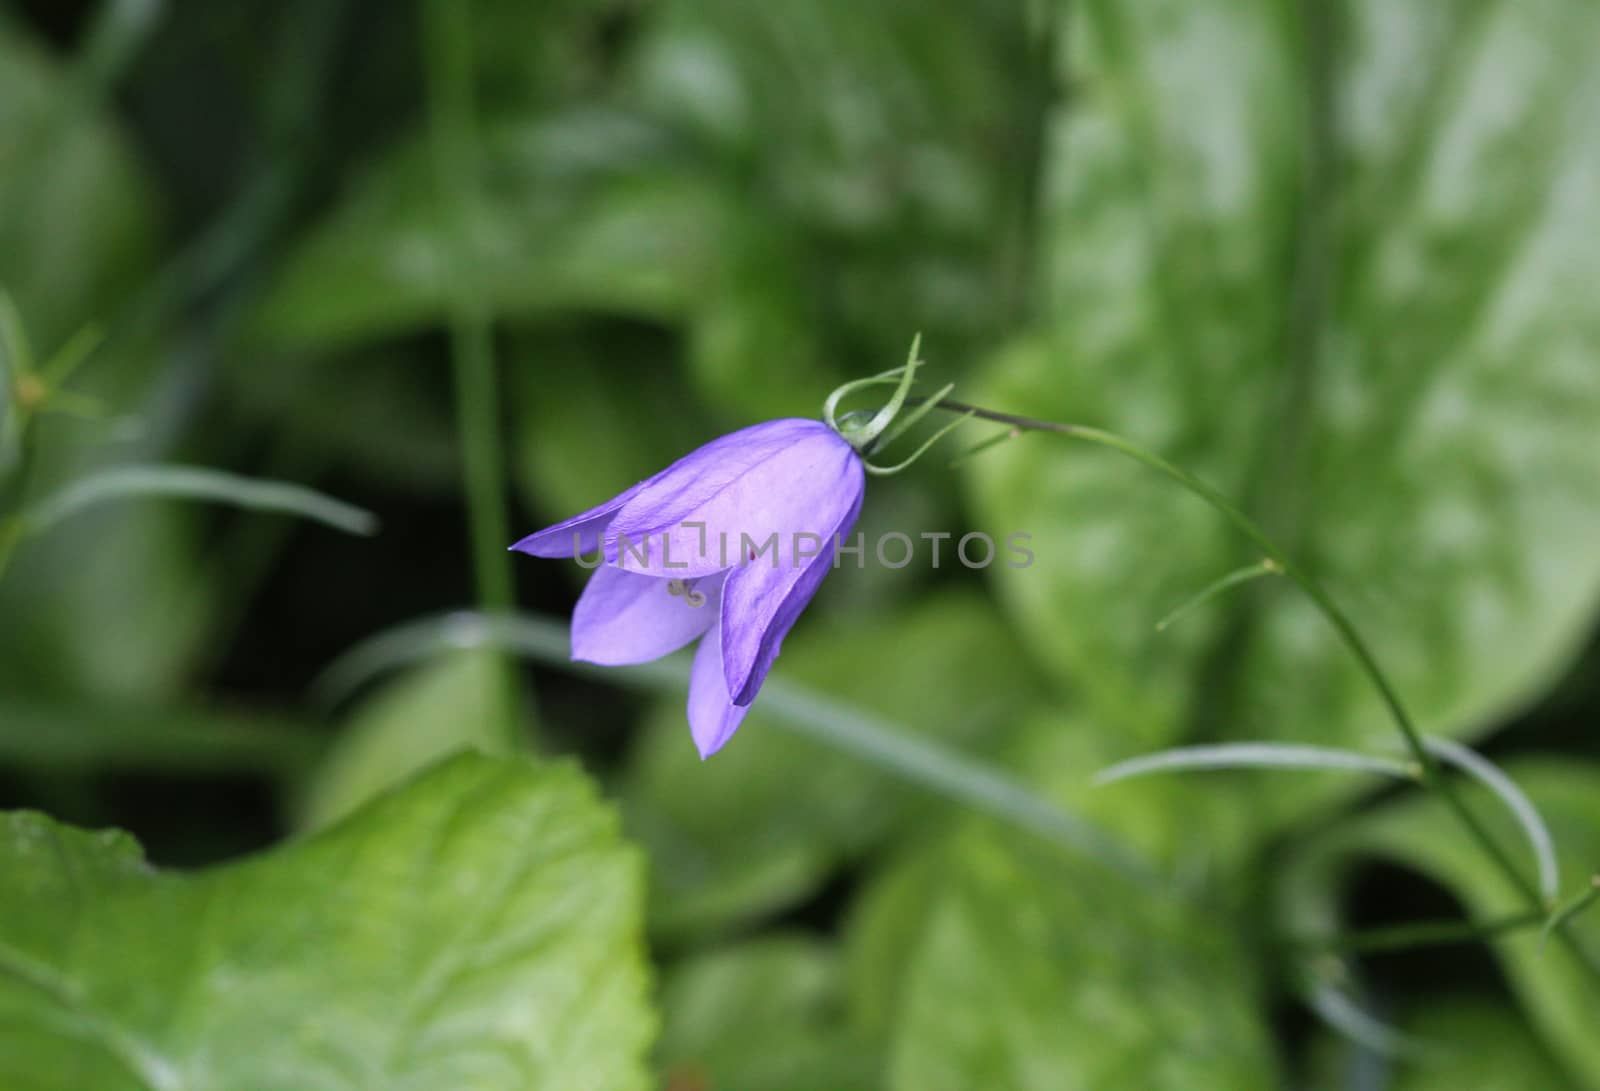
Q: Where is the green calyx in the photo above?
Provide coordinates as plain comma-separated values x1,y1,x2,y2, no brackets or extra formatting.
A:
822,334,973,475
1,290,108,436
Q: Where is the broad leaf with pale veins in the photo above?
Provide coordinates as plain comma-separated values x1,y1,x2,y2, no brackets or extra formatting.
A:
0,755,654,1091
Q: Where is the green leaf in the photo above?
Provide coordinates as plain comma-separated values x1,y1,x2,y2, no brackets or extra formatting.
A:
0,16,159,346
509,326,711,523
1305,995,1581,1091
887,823,1277,1090
1094,741,1414,784
842,849,945,1041
1389,998,1580,1091
680,223,837,423
251,0,1034,422
619,591,1044,938
468,0,618,111
0,696,321,778
624,0,1036,417
0,754,654,1091
847,709,1267,1087
248,111,726,349
26,464,379,538
226,340,466,492
1298,760,1600,1086
657,937,879,1091
311,610,1111,871
0,493,211,702
298,652,517,831
627,0,1027,229
0,20,206,704
1033,723,1274,890
968,1,1600,817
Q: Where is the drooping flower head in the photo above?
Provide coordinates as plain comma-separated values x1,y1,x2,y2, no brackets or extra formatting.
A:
511,339,967,757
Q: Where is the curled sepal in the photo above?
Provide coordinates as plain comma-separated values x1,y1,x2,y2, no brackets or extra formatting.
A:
823,334,924,452
823,338,977,474
863,406,974,476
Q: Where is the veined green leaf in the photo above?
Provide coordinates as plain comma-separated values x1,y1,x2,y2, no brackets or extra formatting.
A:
0,754,654,1091
312,603,1137,928
658,937,879,1091
297,651,518,831
888,822,1277,1090
968,0,1600,832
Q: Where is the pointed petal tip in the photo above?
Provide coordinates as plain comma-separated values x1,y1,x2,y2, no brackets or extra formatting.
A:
570,641,654,668
566,641,622,668
508,531,561,558
694,725,738,760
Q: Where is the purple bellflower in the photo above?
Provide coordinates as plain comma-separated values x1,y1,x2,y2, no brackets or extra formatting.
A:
510,339,968,758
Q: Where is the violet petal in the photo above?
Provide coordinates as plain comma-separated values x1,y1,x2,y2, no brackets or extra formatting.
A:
509,478,649,558
604,419,856,577
721,457,864,705
571,566,724,666
687,613,749,758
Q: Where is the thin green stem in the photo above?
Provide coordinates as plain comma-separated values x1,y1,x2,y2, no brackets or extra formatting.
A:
0,423,36,582
923,395,1600,984
1543,878,1600,951
0,305,40,585
1003,0,1058,331
450,318,513,613
423,0,513,615
947,425,1021,468
1294,910,1546,956
309,609,1165,891
1155,558,1280,632
0,517,23,582
423,0,524,748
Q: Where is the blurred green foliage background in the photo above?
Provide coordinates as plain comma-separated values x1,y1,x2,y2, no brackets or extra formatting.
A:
2,0,1599,1088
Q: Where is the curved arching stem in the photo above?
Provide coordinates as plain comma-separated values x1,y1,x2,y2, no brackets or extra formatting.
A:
921,395,1600,984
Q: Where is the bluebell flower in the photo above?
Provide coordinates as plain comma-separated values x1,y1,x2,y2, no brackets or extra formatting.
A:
512,419,865,757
